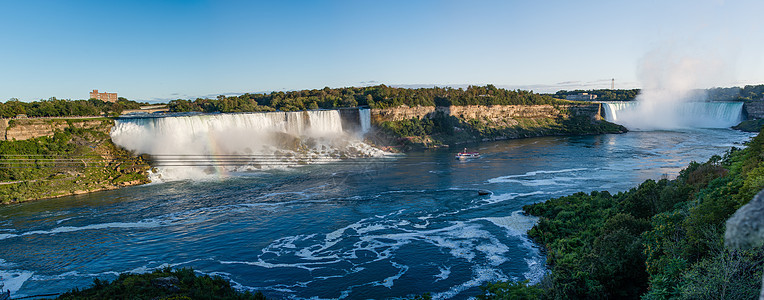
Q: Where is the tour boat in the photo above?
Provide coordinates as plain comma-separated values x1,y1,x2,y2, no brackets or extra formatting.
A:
455,148,480,160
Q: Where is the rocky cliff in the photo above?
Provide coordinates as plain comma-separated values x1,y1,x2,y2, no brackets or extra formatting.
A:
0,118,109,141
369,103,621,150
744,101,764,119
370,103,602,124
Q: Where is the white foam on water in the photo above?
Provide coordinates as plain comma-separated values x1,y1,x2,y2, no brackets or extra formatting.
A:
0,270,34,294
434,265,451,282
475,211,539,237
473,212,547,284
432,266,507,299
219,259,328,271
481,191,547,205
225,207,521,298
374,262,408,288
487,168,589,183
0,220,165,241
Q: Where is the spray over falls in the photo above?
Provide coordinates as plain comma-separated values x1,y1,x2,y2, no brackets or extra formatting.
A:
110,110,383,181
602,101,744,130
601,44,743,131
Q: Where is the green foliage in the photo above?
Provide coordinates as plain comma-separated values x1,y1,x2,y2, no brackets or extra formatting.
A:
733,118,764,132
57,267,266,300
167,85,569,113
405,292,433,300
477,280,545,299
485,128,764,299
0,122,150,203
677,247,764,300
377,112,626,149
0,97,144,118
707,84,764,101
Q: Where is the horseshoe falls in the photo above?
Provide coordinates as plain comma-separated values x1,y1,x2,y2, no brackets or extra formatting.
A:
601,101,744,130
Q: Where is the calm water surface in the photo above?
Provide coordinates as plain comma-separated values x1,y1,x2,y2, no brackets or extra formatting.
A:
0,129,754,299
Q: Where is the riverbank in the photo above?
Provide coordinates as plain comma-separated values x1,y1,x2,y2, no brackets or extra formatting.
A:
489,129,764,298
0,118,150,204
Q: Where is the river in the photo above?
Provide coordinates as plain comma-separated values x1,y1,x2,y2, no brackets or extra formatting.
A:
0,128,755,299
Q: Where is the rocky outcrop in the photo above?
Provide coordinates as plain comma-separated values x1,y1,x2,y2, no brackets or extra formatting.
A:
371,105,437,123
726,189,764,300
370,103,602,124
744,101,764,119
1,118,109,141
726,190,764,250
0,119,7,140
367,103,621,151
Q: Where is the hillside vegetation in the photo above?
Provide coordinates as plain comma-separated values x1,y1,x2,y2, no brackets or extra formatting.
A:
168,85,568,113
376,112,625,150
57,268,265,300
479,129,764,299
0,119,150,203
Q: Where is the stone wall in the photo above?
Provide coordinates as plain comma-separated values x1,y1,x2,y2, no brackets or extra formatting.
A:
370,103,602,124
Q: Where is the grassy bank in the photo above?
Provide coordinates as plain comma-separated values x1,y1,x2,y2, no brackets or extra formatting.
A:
478,129,764,299
0,119,150,204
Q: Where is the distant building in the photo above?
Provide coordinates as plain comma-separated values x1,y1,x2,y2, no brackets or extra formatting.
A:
90,90,118,102
566,93,598,101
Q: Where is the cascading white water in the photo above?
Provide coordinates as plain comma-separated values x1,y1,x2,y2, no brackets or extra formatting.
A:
111,110,386,181
359,108,371,134
601,101,744,130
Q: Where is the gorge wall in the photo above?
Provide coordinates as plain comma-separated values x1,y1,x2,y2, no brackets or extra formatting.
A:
370,103,603,124
743,101,764,119
0,118,110,141
367,103,621,150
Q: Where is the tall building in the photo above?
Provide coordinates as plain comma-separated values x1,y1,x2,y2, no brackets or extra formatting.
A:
89,89,118,102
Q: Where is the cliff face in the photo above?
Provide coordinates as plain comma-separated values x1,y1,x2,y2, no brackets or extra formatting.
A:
370,103,602,124
744,101,764,119
369,103,621,150
1,118,110,141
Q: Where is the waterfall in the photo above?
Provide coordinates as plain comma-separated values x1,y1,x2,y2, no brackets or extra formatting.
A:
359,108,371,134
111,110,385,181
601,101,744,130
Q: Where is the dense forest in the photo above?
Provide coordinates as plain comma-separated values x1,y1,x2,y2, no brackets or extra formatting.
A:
478,129,764,299
167,85,568,113
0,97,143,118
707,84,764,101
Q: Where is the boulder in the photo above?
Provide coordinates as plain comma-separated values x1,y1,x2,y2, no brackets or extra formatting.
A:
725,189,764,299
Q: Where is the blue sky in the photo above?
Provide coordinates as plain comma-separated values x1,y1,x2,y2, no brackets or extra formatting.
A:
1,0,763,102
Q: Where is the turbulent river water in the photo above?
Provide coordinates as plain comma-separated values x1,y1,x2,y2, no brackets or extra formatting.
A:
0,128,755,299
